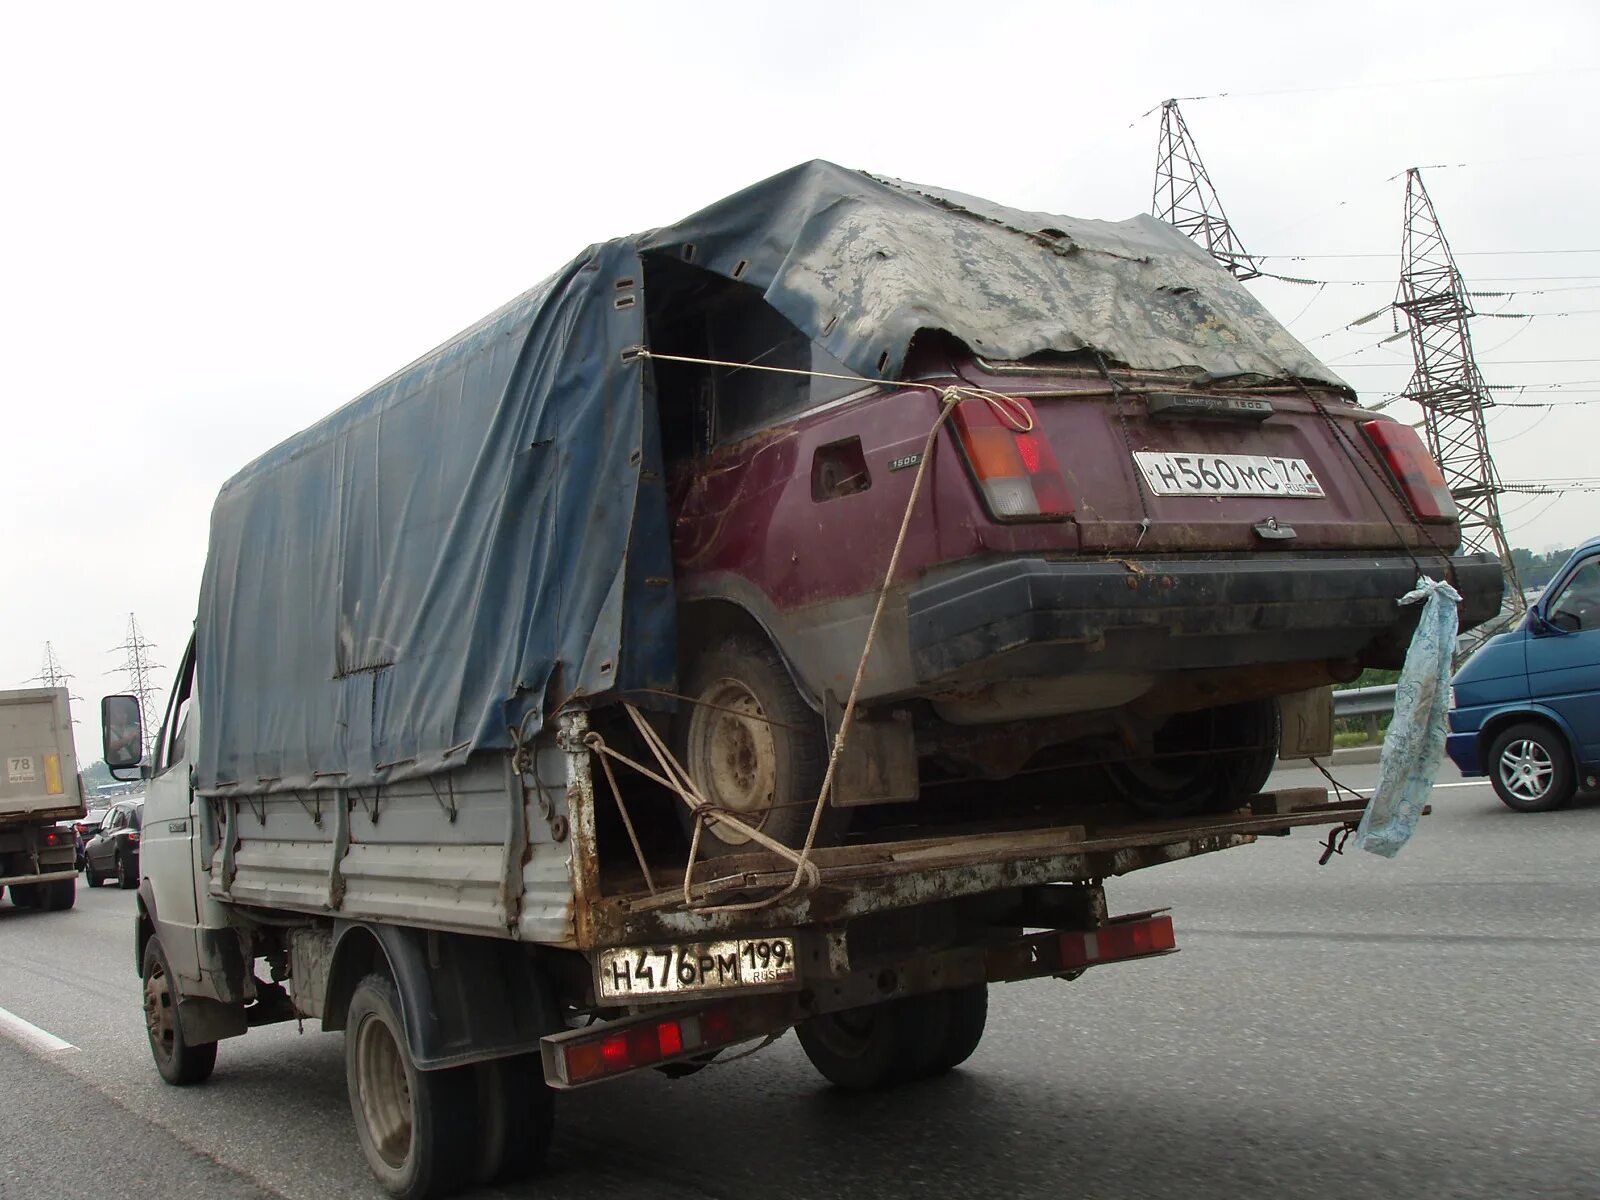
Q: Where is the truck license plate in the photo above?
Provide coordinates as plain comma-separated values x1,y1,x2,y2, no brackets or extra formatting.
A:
597,937,798,1000
1134,451,1325,498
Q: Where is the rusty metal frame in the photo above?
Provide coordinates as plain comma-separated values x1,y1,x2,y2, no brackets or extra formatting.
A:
575,786,1363,948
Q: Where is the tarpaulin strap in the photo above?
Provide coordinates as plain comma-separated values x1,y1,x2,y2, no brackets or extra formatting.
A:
621,701,823,908
583,713,822,907
588,737,658,896
631,350,1036,432
760,384,976,908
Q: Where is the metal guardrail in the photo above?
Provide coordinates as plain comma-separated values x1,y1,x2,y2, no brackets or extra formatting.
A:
1332,685,1397,719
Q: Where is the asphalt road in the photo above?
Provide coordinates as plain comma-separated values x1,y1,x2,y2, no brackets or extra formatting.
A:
3,761,1597,1200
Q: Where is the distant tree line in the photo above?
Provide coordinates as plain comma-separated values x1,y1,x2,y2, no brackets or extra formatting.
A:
1511,545,1578,592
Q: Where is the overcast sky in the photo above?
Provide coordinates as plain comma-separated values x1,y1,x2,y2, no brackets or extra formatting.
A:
4,0,1597,761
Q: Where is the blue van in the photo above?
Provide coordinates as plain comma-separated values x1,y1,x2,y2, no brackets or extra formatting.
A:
1446,536,1600,811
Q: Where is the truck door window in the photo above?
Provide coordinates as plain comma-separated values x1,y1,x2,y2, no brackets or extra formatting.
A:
152,635,198,776
1549,559,1600,631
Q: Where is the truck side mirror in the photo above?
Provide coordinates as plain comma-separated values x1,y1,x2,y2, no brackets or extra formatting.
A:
101,695,144,770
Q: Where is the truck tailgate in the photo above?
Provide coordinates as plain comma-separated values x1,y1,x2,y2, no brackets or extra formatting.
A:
0,688,81,822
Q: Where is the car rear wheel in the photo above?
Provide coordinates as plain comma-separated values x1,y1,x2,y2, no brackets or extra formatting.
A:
143,937,218,1085
1108,699,1280,817
1487,722,1575,813
116,851,137,890
85,861,103,887
346,972,477,1200
674,635,840,858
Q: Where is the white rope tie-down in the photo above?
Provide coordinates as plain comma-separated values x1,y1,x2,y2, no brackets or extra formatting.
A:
585,350,1036,912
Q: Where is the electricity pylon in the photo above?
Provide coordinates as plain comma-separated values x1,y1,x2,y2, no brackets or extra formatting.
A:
1394,167,1524,654
1152,99,1261,279
108,614,163,758
27,642,75,691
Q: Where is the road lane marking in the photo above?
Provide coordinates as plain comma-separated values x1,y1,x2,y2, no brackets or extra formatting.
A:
0,1005,77,1054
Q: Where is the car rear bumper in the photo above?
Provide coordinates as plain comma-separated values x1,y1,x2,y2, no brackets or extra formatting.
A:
906,551,1505,685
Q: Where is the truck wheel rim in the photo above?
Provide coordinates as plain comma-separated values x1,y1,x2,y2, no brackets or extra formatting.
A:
144,959,176,1060
355,1013,412,1169
687,679,777,846
1498,740,1553,801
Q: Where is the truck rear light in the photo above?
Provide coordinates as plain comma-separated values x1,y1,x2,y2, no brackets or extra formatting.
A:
1360,420,1456,521
550,1004,764,1088
41,828,62,847
1058,913,1176,969
949,394,1073,521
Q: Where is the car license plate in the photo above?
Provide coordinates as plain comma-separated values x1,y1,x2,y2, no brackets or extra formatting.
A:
1134,450,1325,498
597,936,798,1000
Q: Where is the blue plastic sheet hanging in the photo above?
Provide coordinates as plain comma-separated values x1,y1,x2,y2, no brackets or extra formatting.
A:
1354,575,1462,857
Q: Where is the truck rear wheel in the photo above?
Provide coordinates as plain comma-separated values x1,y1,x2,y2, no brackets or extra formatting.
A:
9,883,39,909
474,1052,553,1186
674,635,840,858
142,937,217,1085
921,983,988,1075
795,993,948,1090
42,878,75,911
346,972,477,1200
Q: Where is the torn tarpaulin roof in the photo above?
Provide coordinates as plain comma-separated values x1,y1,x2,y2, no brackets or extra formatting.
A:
194,160,1348,796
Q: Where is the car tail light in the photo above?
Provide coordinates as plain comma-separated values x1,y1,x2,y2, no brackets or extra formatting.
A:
1360,420,1456,521
948,394,1073,521
126,831,140,844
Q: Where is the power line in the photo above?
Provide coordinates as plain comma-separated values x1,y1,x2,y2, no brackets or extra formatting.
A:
1264,248,1600,260
1140,65,1600,113
1335,357,1600,366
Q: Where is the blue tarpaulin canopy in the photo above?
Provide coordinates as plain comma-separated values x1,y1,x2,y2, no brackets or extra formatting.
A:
195,160,1344,795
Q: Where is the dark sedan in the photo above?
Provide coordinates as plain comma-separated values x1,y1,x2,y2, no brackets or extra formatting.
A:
83,799,142,889
71,807,110,871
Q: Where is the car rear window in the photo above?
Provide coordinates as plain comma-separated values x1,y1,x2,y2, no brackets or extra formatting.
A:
704,287,866,444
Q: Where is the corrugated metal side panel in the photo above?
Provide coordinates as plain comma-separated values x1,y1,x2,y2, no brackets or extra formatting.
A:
340,843,509,932
219,747,575,942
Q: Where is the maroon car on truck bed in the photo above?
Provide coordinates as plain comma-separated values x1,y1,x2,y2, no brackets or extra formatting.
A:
634,166,1501,854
